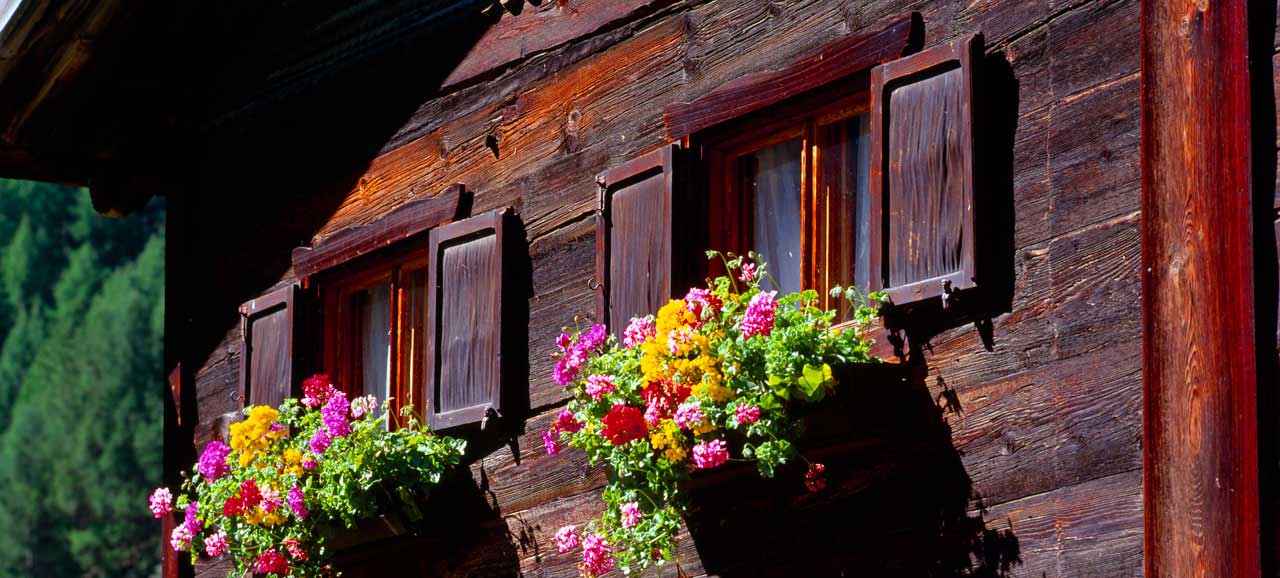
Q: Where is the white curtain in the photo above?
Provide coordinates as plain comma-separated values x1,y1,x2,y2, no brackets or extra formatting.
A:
751,138,803,295
360,283,391,423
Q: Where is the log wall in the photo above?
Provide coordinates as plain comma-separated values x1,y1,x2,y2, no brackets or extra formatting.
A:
179,1,1145,576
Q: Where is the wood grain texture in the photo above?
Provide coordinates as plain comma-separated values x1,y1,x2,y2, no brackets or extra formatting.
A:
869,34,977,306
425,209,507,430
238,284,298,409
663,13,916,140
442,0,676,90
596,144,674,333
177,1,1154,576
291,184,463,280
1141,0,1260,577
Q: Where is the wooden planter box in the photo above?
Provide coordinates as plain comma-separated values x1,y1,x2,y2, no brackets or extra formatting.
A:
679,361,996,577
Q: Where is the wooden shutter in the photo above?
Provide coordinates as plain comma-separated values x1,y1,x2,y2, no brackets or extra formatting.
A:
595,143,687,333
239,284,305,408
424,209,508,430
869,34,980,308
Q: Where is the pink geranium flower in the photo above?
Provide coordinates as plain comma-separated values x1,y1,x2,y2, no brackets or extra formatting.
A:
673,401,704,430
542,430,562,456
739,291,778,338
196,441,231,481
584,374,617,401
691,439,729,470
204,530,228,557
735,404,761,425
619,502,642,528
148,487,173,518
554,525,580,553
622,316,656,349
581,533,615,576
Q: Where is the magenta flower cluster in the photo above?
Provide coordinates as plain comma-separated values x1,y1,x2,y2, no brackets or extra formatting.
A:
149,487,173,518
584,374,616,401
622,316,655,349
309,428,331,455
542,410,583,456
204,530,228,557
691,439,729,470
673,401,704,430
553,324,607,386
739,290,778,338
196,440,231,481
322,390,352,438
554,525,580,553
288,486,308,520
580,533,614,576
735,403,761,425
619,502,642,529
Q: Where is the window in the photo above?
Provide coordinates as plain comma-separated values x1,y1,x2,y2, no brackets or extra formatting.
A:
316,246,429,427
598,22,980,325
698,74,872,320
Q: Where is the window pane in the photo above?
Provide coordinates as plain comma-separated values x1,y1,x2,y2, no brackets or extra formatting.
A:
744,137,803,295
819,115,871,318
403,269,427,416
356,282,391,423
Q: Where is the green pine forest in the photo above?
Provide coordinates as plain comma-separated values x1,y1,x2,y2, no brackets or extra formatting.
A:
0,179,164,577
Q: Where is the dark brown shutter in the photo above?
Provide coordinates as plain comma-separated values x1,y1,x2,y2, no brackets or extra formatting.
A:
239,284,305,408
424,209,508,430
869,34,980,308
595,143,687,333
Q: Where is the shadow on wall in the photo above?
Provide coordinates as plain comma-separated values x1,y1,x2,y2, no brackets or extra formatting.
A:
682,359,1020,578
329,476,522,577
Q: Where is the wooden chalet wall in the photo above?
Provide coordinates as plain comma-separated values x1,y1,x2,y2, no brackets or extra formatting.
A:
176,0,1144,576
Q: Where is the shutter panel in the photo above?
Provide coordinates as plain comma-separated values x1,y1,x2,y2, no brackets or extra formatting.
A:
595,143,686,333
239,284,307,408
869,34,980,308
424,209,508,430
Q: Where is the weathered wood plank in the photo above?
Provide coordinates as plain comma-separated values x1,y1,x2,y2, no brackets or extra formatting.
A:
1142,0,1260,576
663,13,916,140
291,184,463,279
442,0,677,90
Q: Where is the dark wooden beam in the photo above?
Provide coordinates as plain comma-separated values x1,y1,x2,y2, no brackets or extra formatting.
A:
1141,1,1260,576
663,13,919,141
291,184,466,280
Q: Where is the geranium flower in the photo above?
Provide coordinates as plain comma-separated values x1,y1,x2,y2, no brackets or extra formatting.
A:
204,530,228,557
584,374,617,401
302,374,336,408
673,401,704,430
322,391,352,438
283,537,308,560
169,522,193,552
735,404,761,425
739,262,757,282
683,287,721,322
553,410,582,434
288,486,308,520
196,441,231,481
581,533,614,576
691,439,729,470
805,462,827,493
600,404,647,446
619,502,642,529
578,324,608,351
309,428,331,455
542,430,562,456
739,290,778,338
622,316,655,349
301,458,318,470
148,487,172,518
350,394,379,419
183,501,202,534
260,486,282,513
554,525,580,553
254,549,290,576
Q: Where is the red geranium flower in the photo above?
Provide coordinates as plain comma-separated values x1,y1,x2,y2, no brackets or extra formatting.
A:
600,404,647,445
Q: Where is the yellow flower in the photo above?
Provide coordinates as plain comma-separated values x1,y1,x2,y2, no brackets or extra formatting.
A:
281,448,304,477
229,405,282,468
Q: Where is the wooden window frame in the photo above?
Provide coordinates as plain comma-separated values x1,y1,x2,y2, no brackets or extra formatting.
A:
292,185,465,427
315,243,429,427
695,74,873,315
